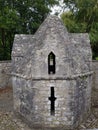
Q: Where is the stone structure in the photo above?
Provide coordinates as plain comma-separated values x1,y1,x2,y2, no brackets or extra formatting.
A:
0,61,11,88
0,61,98,90
93,61,98,90
11,15,93,129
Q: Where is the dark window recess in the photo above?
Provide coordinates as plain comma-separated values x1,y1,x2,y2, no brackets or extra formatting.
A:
48,52,55,74
48,87,57,115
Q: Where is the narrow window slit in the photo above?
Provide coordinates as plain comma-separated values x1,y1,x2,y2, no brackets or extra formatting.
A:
48,87,57,115
48,52,55,74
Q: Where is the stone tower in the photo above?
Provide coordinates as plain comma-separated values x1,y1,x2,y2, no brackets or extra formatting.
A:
12,15,93,129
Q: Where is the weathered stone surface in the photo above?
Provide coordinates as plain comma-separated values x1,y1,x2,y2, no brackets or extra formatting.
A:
11,15,93,129
0,83,98,130
92,61,98,90
12,16,92,79
0,61,12,88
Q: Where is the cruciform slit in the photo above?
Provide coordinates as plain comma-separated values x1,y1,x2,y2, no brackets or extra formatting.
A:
48,87,57,115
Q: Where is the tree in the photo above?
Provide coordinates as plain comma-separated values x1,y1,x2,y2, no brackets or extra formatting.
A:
0,1,19,60
61,0,98,59
0,0,59,60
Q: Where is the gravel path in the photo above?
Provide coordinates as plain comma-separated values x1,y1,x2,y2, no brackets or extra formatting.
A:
0,87,98,130
0,87,31,130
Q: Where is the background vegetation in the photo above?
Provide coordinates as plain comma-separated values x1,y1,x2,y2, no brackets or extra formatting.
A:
0,0,59,60
0,0,98,60
61,0,98,59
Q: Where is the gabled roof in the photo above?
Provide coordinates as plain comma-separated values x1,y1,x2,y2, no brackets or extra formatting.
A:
12,15,69,57
11,15,92,79
12,34,33,57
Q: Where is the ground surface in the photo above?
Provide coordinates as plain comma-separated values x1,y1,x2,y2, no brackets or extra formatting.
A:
0,87,98,130
0,87,31,130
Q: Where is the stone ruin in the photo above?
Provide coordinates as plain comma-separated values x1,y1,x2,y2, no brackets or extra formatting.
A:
11,15,93,129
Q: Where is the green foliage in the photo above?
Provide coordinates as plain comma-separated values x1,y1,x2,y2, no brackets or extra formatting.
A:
61,12,87,33
61,0,98,59
0,0,59,60
95,57,98,60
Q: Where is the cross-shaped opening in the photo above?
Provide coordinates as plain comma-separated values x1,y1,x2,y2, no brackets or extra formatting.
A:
48,87,57,115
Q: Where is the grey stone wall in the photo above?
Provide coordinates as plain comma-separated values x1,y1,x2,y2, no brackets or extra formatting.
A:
92,60,98,107
0,60,97,91
12,74,92,129
93,60,98,90
0,60,97,129
12,34,32,66
0,61,12,88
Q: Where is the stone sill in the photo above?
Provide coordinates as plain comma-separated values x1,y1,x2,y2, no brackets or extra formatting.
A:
11,71,93,80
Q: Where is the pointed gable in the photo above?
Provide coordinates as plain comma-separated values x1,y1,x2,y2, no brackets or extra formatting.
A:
12,15,92,79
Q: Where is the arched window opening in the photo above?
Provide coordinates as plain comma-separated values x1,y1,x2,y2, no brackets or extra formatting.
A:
48,52,55,74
